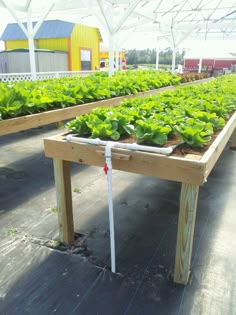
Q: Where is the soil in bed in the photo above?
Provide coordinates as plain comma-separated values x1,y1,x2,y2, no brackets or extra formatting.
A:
65,113,234,158
114,131,221,157
65,131,221,158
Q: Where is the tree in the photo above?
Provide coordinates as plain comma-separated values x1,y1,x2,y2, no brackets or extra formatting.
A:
126,49,138,65
126,48,185,65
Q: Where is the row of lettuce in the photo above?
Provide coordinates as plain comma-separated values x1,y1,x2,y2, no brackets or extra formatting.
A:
0,70,182,120
67,74,236,148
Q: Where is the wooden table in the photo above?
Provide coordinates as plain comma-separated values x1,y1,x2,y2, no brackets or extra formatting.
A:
44,112,236,285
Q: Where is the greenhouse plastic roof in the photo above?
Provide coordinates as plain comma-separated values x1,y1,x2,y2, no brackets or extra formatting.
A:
0,0,235,45
1,20,75,40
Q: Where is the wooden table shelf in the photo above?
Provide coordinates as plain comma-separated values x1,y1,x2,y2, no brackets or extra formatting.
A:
44,112,236,285
44,109,235,287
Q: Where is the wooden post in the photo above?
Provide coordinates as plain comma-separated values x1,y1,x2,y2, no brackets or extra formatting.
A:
230,128,236,149
174,183,199,284
53,158,74,245
55,121,63,128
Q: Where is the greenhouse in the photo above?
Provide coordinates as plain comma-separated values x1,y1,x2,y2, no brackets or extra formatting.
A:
0,1,236,314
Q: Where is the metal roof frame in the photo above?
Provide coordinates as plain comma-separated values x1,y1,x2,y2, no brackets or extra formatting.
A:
0,0,235,76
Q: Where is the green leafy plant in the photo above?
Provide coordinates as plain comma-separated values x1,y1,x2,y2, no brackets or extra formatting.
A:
66,115,91,136
174,119,213,147
191,111,225,130
66,74,236,148
134,119,172,145
0,70,181,120
51,207,58,213
7,227,18,236
74,187,81,193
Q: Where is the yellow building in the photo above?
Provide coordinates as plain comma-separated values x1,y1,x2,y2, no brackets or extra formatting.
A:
99,44,126,69
99,51,125,60
0,20,102,71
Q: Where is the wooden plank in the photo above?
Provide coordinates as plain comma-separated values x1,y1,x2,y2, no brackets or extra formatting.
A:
44,138,206,185
201,112,236,178
184,154,202,161
230,127,236,149
95,149,131,160
174,183,199,284
0,77,214,136
53,159,74,245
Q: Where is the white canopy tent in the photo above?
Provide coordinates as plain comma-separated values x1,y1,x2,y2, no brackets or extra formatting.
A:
0,0,235,76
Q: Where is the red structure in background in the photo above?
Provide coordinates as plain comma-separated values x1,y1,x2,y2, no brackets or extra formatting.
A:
184,58,236,72
121,58,127,70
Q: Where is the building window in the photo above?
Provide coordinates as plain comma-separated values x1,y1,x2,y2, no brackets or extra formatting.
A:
80,49,91,70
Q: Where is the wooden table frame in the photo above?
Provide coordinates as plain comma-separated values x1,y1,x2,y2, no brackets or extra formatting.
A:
44,114,236,286
0,78,212,136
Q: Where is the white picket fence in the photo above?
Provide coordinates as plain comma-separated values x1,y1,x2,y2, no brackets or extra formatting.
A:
0,70,97,82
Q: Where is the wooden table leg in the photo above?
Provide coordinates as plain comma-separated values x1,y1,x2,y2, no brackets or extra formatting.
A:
230,128,236,148
55,121,63,128
174,183,199,284
53,158,74,245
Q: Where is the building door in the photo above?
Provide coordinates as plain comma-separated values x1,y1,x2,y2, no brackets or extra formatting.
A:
80,49,92,70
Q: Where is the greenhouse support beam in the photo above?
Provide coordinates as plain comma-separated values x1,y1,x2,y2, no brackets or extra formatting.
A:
114,34,121,71
171,48,177,73
155,46,160,70
97,0,140,76
120,17,151,31
2,0,53,81
27,8,37,81
115,49,119,70
160,22,177,73
160,18,198,74
198,35,208,74
108,33,115,77
1,0,28,37
112,0,140,35
31,3,54,38
97,0,112,34
198,56,203,73
27,2,54,80
97,0,114,76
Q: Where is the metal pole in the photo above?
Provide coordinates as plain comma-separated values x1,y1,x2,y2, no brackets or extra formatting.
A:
155,46,160,70
108,33,115,76
115,34,119,71
171,48,176,73
115,49,119,71
198,55,203,73
27,9,37,80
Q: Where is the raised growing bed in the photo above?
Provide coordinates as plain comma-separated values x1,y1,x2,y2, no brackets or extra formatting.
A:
0,77,212,136
44,74,236,284
0,86,176,136
44,111,236,285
